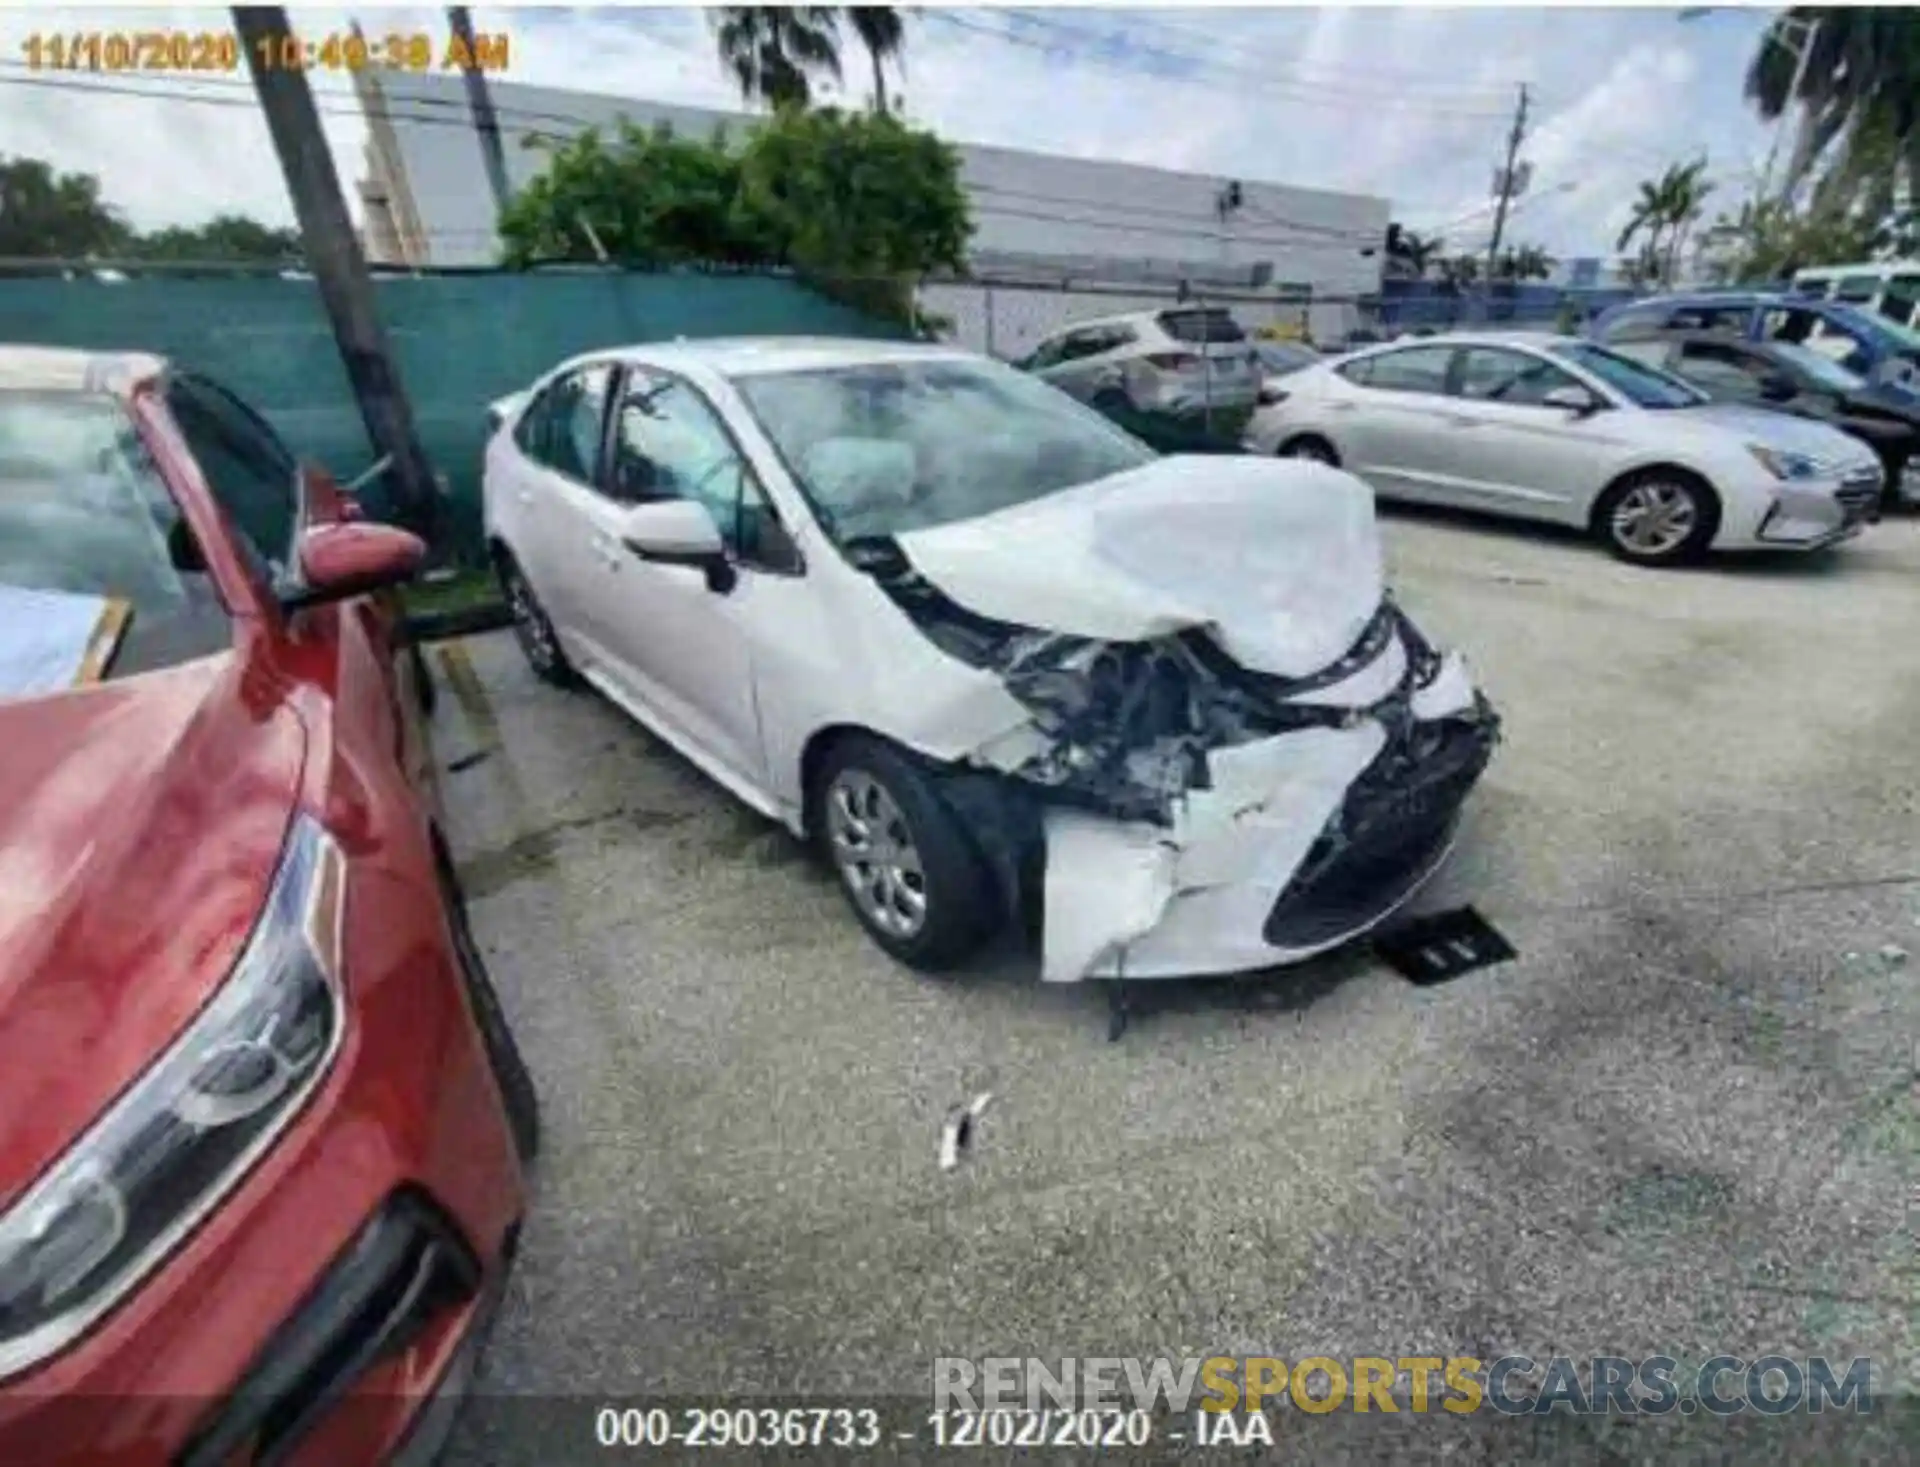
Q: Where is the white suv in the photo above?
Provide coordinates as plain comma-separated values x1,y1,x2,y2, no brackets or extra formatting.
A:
1017,308,1261,432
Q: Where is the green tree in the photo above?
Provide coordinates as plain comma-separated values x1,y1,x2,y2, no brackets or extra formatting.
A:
126,214,302,265
1496,243,1556,281
1745,7,1920,200
498,123,768,268
844,7,906,113
736,105,968,277
496,108,971,329
0,156,128,260
1438,253,1481,290
711,7,844,110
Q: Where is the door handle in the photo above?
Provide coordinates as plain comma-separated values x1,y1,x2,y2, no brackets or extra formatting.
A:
514,489,534,504
592,533,622,567
1444,415,1481,428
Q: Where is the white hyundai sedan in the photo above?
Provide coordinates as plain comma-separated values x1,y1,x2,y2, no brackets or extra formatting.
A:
482,339,1500,982
1244,331,1885,565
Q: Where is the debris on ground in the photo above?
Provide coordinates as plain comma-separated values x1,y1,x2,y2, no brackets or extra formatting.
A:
1373,906,1517,985
1878,944,1908,967
939,1092,996,1172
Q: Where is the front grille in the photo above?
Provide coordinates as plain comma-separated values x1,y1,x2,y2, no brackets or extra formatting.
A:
1263,706,1497,950
1836,469,1882,526
178,1190,481,1467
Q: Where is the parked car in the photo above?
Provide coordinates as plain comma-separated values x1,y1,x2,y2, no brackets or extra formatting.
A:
1589,290,1920,394
483,339,1499,982
1243,331,1885,565
1609,332,1920,508
1014,306,1260,445
0,346,534,1463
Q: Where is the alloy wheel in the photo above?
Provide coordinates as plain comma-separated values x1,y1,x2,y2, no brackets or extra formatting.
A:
825,768,929,940
1610,481,1698,557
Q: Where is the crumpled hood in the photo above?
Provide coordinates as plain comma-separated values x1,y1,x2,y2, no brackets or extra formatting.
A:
894,455,1383,678
0,654,305,1210
1680,403,1881,466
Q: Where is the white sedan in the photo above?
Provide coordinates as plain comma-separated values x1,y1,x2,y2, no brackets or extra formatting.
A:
482,339,1499,981
1244,331,1886,565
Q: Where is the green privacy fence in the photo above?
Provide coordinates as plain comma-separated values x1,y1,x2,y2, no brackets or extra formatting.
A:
0,268,911,565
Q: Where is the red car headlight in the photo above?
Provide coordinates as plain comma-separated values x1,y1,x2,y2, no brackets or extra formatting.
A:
0,816,346,1381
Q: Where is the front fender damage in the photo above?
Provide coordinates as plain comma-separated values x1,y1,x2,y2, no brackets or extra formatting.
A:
843,538,1500,982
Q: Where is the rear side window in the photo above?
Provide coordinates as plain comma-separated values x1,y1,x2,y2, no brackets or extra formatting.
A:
1353,345,1455,394
516,363,615,483
1158,309,1246,344
1597,305,1670,342
1834,275,1880,304
1667,305,1751,333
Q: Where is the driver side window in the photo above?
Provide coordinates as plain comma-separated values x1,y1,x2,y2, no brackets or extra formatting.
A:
606,373,790,568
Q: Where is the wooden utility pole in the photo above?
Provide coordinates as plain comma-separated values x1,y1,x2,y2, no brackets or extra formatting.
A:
234,6,440,541
449,6,513,222
1484,83,1531,288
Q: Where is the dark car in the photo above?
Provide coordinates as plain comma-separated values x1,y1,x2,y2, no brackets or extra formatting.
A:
1610,332,1920,508
1590,291,1920,396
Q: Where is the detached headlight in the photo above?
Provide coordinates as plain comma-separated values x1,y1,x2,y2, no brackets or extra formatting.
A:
0,816,345,1380
1748,444,1822,481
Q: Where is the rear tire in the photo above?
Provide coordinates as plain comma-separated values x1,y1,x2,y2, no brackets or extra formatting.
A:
438,844,541,1164
1592,469,1718,566
1277,434,1339,466
811,735,1000,973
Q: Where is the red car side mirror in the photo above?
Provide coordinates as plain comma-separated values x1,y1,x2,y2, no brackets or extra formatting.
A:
286,522,425,611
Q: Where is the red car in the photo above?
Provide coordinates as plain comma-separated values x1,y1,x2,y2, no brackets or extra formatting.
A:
0,347,535,1464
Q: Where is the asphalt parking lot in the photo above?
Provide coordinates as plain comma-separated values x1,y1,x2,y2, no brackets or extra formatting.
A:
435,508,1920,1459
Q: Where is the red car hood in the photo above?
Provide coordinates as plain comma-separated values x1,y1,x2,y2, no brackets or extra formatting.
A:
0,653,305,1210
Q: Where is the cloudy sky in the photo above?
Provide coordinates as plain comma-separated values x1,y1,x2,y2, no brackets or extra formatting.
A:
1,5,1784,260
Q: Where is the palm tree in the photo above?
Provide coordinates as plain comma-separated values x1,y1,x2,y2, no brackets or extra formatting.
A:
1659,158,1714,285
710,7,843,110
1506,243,1556,281
1616,160,1712,287
843,7,906,114
1745,7,1920,201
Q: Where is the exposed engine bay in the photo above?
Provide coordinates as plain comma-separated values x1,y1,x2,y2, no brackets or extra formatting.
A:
845,535,1496,826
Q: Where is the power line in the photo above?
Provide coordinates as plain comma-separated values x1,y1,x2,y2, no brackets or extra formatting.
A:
0,66,1391,250
922,10,1514,121
1110,10,1523,99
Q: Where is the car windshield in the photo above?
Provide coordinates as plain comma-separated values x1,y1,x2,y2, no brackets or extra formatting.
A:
1768,342,1867,392
730,356,1158,541
1549,341,1706,409
0,390,231,678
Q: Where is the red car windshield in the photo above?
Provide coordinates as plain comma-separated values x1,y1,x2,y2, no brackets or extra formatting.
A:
0,390,232,676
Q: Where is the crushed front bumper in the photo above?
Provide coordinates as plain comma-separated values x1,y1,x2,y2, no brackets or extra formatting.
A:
1039,645,1498,982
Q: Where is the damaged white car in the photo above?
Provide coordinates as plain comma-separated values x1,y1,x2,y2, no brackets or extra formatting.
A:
482,339,1500,982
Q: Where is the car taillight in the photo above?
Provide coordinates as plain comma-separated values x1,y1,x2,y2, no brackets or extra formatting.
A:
1146,352,1201,371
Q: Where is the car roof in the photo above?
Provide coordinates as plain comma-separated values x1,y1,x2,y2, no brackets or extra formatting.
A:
0,344,167,397
1351,330,1581,352
578,335,981,379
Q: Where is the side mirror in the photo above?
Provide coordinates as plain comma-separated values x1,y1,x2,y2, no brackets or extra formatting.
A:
1541,384,1602,415
618,498,736,594
284,522,425,611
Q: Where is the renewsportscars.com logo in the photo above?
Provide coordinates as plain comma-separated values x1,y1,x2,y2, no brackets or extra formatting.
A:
933,1355,1875,1418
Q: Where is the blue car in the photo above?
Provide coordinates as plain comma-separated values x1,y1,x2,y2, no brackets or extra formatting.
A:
1590,291,1920,397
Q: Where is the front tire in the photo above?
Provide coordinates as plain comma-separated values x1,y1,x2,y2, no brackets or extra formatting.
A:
498,553,578,686
1277,434,1339,466
1593,470,1717,565
813,736,1000,973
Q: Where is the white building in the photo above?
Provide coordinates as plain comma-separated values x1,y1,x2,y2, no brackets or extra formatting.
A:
352,70,1391,351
